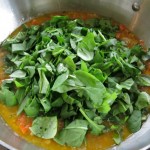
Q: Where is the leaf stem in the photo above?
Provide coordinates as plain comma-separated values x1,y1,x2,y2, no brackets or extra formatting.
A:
98,30,106,41
79,108,100,130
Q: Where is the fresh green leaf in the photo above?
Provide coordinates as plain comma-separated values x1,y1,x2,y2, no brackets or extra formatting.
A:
54,119,88,147
64,56,76,72
24,97,40,117
79,108,105,135
77,33,96,61
136,75,150,86
81,61,88,72
10,70,26,78
38,68,50,95
135,92,150,110
30,116,57,139
127,110,142,133
15,88,26,104
17,92,30,115
113,131,122,145
62,93,75,105
0,88,17,106
12,41,26,53
40,97,51,113
51,97,64,107
74,70,99,87
52,71,68,91
120,78,134,90
84,82,106,106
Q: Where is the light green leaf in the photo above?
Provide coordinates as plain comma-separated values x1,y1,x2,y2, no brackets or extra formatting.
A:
77,33,96,61
54,119,88,147
30,116,57,139
10,70,26,78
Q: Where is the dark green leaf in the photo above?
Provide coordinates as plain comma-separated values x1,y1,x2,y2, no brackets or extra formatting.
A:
127,110,142,133
0,88,17,106
24,97,40,117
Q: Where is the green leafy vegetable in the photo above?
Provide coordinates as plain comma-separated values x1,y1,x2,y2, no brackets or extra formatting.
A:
0,87,17,106
80,108,105,135
24,97,40,117
135,92,150,110
38,68,50,95
30,116,57,139
127,110,142,133
10,70,26,78
136,75,150,86
77,32,96,61
0,15,150,148
54,119,88,147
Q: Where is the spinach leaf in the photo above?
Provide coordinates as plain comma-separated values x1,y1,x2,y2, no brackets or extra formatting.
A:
0,87,17,106
90,68,107,83
127,110,142,133
12,41,26,53
136,75,150,86
40,97,51,113
74,70,99,87
62,93,75,105
79,108,105,135
81,60,88,72
51,97,64,107
54,119,88,147
38,68,50,95
52,71,68,92
84,82,106,106
77,32,96,61
60,104,77,119
17,91,31,115
15,88,26,104
30,116,57,139
10,70,26,78
64,56,76,72
24,97,40,117
119,78,134,90
113,131,122,145
24,66,35,78
135,92,150,110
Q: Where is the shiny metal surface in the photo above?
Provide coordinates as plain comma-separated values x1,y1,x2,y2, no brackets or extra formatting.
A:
0,0,150,150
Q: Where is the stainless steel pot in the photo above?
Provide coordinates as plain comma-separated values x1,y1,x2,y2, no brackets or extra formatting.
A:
0,0,150,150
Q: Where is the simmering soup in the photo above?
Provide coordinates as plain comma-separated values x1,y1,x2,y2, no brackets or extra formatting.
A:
0,12,150,150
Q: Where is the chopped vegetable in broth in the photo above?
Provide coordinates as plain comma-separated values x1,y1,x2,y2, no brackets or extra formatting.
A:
0,12,150,150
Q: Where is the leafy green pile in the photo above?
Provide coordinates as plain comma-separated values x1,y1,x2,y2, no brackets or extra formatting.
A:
1,16,150,147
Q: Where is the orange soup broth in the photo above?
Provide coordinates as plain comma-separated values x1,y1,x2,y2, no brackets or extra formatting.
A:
0,11,148,150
